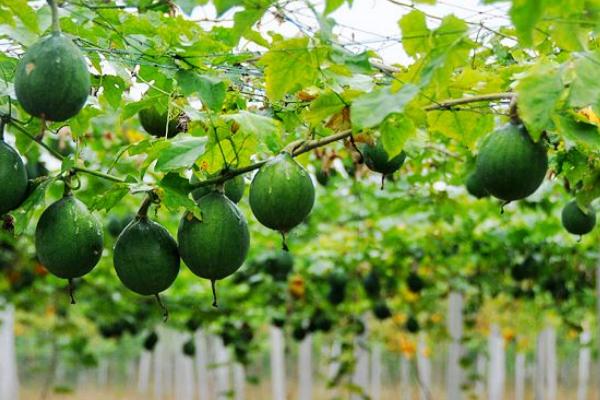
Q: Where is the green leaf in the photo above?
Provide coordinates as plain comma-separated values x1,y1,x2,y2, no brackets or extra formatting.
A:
427,109,494,149
324,0,347,15
516,62,563,141
350,84,419,131
569,52,600,109
158,173,202,219
90,185,129,212
381,114,416,158
101,75,127,110
176,71,227,112
508,0,544,46
214,0,243,16
398,10,430,57
222,111,282,139
258,37,321,102
303,91,346,125
173,0,206,15
0,0,39,34
553,113,600,147
13,178,54,234
155,137,208,172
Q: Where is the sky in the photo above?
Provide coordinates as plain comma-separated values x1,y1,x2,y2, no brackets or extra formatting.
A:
190,0,511,65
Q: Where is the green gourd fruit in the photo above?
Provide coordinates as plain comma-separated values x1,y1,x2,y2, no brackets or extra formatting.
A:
465,171,488,199
138,106,182,138
0,141,28,215
249,152,315,235
476,124,547,202
362,140,406,176
561,200,596,236
113,217,180,296
178,192,250,306
15,33,90,122
35,195,104,280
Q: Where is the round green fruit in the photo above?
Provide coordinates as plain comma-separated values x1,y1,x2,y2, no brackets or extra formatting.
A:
106,214,134,238
249,152,315,233
327,271,347,305
35,196,104,279
0,142,28,215
143,331,159,351
362,140,406,175
363,270,381,298
182,339,196,357
561,201,596,236
178,192,250,281
263,250,294,281
113,217,180,296
138,106,182,138
373,301,392,320
476,124,547,202
406,272,425,293
15,33,90,121
465,171,488,199
405,316,420,333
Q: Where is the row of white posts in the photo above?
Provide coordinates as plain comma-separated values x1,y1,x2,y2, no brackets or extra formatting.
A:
0,284,599,399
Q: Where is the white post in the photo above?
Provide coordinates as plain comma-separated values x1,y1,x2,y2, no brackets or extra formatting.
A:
416,334,431,400
577,329,591,400
175,334,195,400
0,304,19,400
534,330,546,400
400,355,412,400
137,351,152,393
475,354,485,398
233,363,245,400
214,336,231,400
195,331,210,400
487,324,505,400
545,327,557,400
597,262,600,400
447,292,463,400
514,352,525,400
351,319,369,400
270,326,286,400
328,341,341,380
153,329,166,399
298,334,312,400
97,359,109,387
370,343,382,400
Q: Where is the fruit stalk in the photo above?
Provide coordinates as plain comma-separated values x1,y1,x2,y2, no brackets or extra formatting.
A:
136,192,157,219
47,0,61,33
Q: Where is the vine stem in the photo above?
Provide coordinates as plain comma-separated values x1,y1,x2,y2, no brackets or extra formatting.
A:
193,128,355,188
424,93,515,111
47,0,61,34
7,120,127,183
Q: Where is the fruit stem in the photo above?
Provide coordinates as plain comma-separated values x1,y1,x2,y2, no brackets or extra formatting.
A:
0,119,5,141
137,192,158,219
211,280,218,308
47,0,61,33
154,293,169,322
68,279,76,305
508,95,521,125
349,134,364,163
380,174,386,190
280,232,289,252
